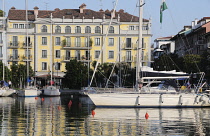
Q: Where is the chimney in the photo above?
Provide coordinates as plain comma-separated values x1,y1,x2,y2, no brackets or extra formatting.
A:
11,7,16,10
194,18,198,25
34,6,39,18
79,3,86,13
191,21,195,28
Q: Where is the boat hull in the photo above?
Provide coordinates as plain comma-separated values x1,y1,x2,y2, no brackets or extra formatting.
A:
43,86,60,96
87,93,210,108
0,88,15,97
18,88,38,97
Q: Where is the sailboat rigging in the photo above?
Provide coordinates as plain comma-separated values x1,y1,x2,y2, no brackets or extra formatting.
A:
85,0,210,108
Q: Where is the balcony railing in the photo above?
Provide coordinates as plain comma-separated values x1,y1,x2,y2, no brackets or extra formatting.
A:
22,42,33,48
21,55,33,61
62,55,92,62
8,42,20,48
195,40,205,45
124,43,133,49
8,55,20,61
123,43,137,49
62,42,92,50
122,56,133,62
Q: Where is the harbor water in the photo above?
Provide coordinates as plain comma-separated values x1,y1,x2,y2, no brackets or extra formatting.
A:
0,96,210,135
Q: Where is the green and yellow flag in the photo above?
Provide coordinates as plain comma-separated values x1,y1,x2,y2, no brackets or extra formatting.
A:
160,0,168,23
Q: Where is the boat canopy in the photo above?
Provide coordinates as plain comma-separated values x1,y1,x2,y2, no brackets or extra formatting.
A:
141,66,189,80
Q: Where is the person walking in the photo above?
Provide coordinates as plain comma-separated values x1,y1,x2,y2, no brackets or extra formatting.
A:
8,80,11,88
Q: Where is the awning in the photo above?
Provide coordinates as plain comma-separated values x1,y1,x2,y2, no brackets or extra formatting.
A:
34,74,64,79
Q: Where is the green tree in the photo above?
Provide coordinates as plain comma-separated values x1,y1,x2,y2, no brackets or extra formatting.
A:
10,64,34,89
0,10,5,17
115,62,134,87
91,62,116,87
182,54,201,73
63,59,88,89
10,64,19,88
199,51,210,82
0,62,11,82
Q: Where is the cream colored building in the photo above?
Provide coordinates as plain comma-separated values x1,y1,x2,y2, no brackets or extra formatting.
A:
6,4,152,78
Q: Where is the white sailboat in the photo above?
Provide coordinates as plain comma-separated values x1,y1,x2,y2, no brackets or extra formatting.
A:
17,0,38,97
86,0,210,108
0,0,15,97
43,13,60,96
0,63,16,97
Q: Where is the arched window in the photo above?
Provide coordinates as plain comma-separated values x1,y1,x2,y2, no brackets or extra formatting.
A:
65,26,71,33
109,26,114,33
95,26,101,33
85,26,91,33
75,26,81,33
41,25,47,32
55,25,61,33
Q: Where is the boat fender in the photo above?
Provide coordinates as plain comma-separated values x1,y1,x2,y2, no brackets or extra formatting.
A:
137,96,140,105
92,110,95,117
159,94,163,103
200,95,204,102
195,96,199,104
145,112,149,119
179,95,183,105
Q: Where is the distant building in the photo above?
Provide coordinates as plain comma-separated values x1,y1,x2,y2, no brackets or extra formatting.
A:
0,16,7,64
172,18,210,57
153,36,175,59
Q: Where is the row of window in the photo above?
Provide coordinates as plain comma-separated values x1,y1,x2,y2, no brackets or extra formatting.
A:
41,37,115,46
129,25,149,31
41,50,114,59
42,62,61,70
13,24,32,29
12,23,149,32
11,36,144,49
10,49,131,60
9,49,31,57
41,25,115,34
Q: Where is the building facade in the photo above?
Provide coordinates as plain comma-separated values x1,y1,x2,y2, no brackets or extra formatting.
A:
172,18,210,57
153,36,175,59
6,4,152,78
0,16,7,64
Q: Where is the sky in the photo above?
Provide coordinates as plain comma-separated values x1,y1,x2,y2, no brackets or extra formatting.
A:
2,0,210,44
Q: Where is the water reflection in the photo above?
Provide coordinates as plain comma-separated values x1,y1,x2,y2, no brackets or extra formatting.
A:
0,96,210,135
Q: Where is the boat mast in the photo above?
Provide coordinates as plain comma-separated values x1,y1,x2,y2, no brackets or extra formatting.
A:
2,0,5,81
26,0,29,87
136,0,144,91
50,13,53,85
88,34,90,87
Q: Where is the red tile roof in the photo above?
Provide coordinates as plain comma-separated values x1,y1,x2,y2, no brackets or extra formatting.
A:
8,6,149,22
